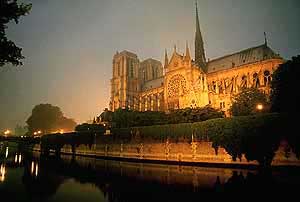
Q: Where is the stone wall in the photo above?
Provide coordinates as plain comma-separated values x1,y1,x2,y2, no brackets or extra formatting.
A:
33,140,300,166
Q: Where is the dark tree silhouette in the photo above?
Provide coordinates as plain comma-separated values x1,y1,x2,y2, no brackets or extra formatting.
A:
271,55,300,114
26,104,76,135
271,55,300,158
0,0,32,67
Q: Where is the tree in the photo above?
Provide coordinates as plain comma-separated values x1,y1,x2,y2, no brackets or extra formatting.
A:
166,106,224,123
26,104,77,135
230,87,269,116
75,123,105,133
271,55,300,158
271,55,300,115
0,0,32,67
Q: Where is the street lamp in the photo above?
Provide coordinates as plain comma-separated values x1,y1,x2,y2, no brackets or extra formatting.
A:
4,130,11,136
256,104,263,111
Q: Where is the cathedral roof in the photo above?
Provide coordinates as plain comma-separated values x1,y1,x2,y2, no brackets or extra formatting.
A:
206,44,282,73
142,77,164,91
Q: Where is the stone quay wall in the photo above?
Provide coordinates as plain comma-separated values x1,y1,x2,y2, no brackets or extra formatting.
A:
33,140,300,167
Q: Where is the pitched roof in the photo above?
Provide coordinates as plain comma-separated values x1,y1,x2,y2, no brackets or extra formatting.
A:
207,44,281,73
142,77,164,91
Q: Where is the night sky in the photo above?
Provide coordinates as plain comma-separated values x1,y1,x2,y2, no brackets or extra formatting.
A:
1,0,299,131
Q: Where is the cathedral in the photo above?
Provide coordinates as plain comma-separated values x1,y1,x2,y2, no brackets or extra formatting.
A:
109,3,283,116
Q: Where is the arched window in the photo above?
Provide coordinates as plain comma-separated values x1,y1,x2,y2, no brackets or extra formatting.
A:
264,70,271,86
241,75,247,88
212,81,216,91
253,73,260,88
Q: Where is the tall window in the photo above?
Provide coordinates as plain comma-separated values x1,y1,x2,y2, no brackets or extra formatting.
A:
130,61,134,78
117,62,120,76
152,67,155,79
264,70,271,86
143,70,146,82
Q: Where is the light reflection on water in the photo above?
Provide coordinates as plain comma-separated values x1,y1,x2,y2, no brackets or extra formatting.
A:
0,148,299,201
0,163,5,182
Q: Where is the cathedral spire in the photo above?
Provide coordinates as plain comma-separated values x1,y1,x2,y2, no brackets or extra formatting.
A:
164,49,169,68
185,41,191,60
264,32,268,46
195,0,207,71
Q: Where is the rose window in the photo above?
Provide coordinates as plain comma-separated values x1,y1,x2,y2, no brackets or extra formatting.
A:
167,74,187,97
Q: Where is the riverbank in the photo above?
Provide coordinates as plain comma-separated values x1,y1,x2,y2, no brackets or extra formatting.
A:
32,140,300,170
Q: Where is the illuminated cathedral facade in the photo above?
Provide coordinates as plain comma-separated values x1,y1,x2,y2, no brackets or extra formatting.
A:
109,2,283,115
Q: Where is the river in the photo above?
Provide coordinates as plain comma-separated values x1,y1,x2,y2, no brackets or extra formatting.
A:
0,145,299,201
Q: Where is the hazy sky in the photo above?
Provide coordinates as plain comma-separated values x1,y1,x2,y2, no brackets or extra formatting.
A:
1,0,299,131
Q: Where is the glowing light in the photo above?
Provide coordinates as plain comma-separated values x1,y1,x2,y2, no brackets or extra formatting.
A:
15,154,18,163
5,147,8,158
256,104,263,111
31,161,35,174
35,163,39,177
59,129,64,134
4,130,11,135
33,132,37,135
18,154,22,164
0,164,6,182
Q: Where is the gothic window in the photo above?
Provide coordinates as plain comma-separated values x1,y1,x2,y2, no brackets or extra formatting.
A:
117,62,120,76
264,70,271,86
130,61,134,78
143,70,146,82
212,81,216,91
167,74,187,98
219,81,224,94
241,75,247,88
253,73,260,88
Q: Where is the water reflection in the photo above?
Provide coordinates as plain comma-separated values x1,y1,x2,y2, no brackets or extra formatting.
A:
0,149,299,201
5,147,8,158
0,163,5,182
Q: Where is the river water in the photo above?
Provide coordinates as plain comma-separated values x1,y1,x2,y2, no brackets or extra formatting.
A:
0,145,299,201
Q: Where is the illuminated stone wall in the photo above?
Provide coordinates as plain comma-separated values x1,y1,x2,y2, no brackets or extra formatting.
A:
207,58,283,115
39,140,300,166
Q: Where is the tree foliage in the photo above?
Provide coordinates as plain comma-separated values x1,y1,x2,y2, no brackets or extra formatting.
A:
166,106,224,123
271,55,300,158
230,87,269,116
271,55,300,114
0,0,32,67
26,104,77,135
110,106,223,128
75,123,105,133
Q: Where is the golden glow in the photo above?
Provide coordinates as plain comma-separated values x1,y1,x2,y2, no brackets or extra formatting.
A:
34,130,42,136
0,164,6,182
18,154,22,164
35,163,39,177
256,104,263,110
4,129,11,135
31,161,34,174
14,154,18,163
5,147,8,158
59,129,64,134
